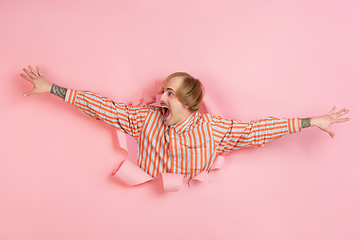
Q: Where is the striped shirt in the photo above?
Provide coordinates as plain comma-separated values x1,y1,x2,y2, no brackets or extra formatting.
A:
65,89,301,180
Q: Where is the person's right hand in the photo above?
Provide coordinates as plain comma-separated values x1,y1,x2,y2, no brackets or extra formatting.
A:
20,65,53,97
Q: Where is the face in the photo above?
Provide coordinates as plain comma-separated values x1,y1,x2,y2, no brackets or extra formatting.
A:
160,76,191,126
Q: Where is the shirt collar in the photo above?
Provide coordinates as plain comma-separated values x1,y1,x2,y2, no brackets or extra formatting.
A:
173,112,196,133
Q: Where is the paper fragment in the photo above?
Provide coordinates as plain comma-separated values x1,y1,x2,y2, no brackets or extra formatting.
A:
113,160,153,186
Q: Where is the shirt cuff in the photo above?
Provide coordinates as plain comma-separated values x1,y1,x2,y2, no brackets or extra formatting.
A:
288,118,301,134
64,89,78,105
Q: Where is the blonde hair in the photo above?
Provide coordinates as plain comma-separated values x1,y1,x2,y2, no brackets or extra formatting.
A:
163,72,204,112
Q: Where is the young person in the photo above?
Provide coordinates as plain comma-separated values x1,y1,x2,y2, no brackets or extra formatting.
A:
21,66,350,180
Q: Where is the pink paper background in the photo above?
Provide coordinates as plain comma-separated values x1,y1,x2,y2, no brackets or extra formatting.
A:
1,0,359,239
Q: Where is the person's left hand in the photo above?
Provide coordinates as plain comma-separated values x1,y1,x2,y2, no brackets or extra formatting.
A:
311,107,350,138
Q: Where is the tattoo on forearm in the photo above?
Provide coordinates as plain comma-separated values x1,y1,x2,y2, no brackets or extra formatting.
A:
301,118,311,129
50,84,67,99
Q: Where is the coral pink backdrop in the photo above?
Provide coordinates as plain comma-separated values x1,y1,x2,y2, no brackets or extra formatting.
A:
1,0,359,239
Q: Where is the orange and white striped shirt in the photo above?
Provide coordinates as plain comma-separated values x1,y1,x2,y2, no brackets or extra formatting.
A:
65,89,301,180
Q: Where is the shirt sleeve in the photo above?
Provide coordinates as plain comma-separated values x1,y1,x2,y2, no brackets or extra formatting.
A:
64,89,149,139
210,115,301,154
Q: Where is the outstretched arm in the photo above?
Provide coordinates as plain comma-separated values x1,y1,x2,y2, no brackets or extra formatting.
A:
20,65,67,99
300,107,350,138
20,65,148,137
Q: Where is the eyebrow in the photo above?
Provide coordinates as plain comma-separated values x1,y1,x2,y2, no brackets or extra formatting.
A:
162,87,175,92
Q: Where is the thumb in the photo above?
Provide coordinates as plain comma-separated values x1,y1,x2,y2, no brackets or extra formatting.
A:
320,125,335,138
328,130,335,138
23,90,35,97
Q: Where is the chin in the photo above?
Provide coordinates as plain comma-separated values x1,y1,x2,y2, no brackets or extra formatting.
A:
163,119,171,126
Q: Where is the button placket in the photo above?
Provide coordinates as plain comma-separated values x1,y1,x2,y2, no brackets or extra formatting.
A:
168,127,177,173
164,126,172,172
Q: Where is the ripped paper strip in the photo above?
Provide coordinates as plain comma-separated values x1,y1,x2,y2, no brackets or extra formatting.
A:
112,83,226,191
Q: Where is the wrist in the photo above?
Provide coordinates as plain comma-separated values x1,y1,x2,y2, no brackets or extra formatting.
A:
310,117,320,128
300,118,312,129
47,83,54,93
50,84,67,99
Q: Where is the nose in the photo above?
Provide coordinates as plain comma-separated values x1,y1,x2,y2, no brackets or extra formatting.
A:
160,92,167,103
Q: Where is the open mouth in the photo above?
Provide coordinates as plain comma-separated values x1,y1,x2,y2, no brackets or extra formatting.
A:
161,106,170,118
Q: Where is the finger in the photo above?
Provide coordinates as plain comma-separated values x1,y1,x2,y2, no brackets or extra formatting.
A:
334,108,349,118
28,65,38,76
23,68,36,78
328,106,336,115
335,108,346,113
339,109,349,116
334,117,350,123
20,73,34,83
36,66,43,76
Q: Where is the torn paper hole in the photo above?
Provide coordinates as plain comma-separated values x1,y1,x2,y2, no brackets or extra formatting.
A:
112,82,227,191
